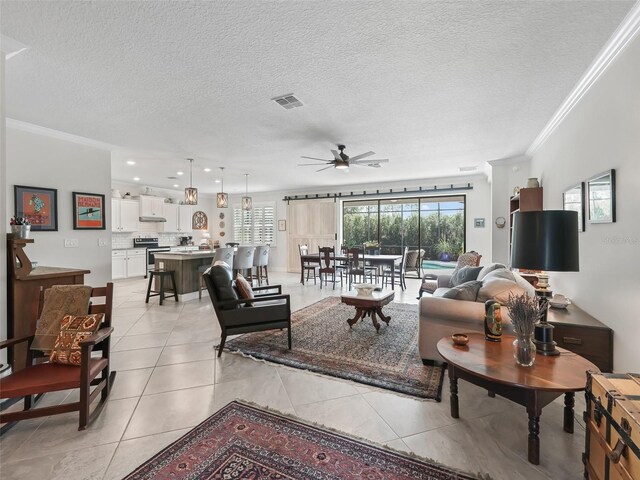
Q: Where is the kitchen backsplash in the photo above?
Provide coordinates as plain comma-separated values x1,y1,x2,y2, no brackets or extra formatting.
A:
112,232,186,249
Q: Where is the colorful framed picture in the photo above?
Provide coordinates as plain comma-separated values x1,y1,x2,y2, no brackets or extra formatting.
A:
72,192,106,230
14,185,58,231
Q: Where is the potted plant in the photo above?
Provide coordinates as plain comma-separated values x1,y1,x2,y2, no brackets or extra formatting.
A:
436,238,452,262
10,216,31,239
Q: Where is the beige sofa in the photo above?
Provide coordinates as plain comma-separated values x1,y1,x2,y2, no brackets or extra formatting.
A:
418,264,535,362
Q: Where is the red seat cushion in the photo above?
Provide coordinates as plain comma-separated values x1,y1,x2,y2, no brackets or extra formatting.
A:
0,358,108,399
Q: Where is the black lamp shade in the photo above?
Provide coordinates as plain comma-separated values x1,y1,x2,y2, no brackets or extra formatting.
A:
511,210,579,272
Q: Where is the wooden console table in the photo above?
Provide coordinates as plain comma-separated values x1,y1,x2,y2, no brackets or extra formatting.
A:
546,304,613,372
7,236,90,370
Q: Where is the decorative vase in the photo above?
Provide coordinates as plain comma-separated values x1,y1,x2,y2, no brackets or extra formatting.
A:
512,333,536,367
526,178,540,188
11,224,31,239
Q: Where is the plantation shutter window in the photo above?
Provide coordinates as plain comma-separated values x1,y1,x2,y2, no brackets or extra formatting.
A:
233,202,276,246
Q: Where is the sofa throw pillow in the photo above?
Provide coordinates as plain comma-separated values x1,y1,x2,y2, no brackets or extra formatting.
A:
477,263,507,281
482,268,516,283
441,280,483,302
208,264,239,310
451,266,483,287
235,274,254,307
477,278,528,304
49,314,103,366
31,285,93,353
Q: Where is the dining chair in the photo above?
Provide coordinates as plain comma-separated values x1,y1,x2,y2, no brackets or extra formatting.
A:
298,244,318,285
347,247,374,289
382,246,408,291
318,246,342,290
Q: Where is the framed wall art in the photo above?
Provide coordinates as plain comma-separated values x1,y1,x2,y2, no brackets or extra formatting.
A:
73,191,106,230
14,185,58,231
587,169,616,224
192,210,208,230
278,219,286,231
562,183,585,232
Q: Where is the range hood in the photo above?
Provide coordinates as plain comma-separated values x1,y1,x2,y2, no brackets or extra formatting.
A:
139,216,167,223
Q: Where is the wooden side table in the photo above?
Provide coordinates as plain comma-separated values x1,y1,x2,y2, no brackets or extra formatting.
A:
437,333,598,465
340,290,395,332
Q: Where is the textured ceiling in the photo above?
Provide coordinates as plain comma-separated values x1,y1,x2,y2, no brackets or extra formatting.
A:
1,1,634,194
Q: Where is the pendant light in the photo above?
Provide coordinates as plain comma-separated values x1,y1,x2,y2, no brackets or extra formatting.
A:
242,173,252,211
217,167,228,208
184,158,198,205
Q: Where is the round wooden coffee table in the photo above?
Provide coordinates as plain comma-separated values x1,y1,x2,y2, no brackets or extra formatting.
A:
437,333,598,465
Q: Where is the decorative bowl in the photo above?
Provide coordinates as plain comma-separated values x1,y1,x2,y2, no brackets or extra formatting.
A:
451,333,469,346
354,283,375,296
549,300,571,309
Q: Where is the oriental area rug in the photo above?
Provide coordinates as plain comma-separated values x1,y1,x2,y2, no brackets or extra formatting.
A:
226,297,445,400
124,401,480,480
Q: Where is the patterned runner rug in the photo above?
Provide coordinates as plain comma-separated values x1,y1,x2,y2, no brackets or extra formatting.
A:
124,401,480,480
226,297,445,400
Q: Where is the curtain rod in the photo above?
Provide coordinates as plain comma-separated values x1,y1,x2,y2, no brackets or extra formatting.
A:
283,183,473,203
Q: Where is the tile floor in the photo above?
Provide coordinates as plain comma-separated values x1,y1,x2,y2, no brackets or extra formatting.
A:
0,272,586,479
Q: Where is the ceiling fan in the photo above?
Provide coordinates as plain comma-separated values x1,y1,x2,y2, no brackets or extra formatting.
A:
299,145,389,172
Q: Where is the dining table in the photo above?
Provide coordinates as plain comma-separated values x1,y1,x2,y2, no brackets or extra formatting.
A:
300,253,403,289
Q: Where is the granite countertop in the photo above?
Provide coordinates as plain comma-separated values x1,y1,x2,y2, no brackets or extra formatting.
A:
154,251,215,259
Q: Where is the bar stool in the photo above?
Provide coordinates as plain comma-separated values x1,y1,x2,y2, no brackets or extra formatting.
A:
252,245,270,286
233,246,255,282
145,269,178,305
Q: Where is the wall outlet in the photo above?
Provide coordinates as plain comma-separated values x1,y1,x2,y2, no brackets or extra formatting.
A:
98,238,108,247
64,238,79,248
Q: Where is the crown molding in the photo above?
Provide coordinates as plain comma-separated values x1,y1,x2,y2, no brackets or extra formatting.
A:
527,2,640,156
6,118,114,151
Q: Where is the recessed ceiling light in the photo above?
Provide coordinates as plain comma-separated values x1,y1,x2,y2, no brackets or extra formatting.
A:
173,184,179,188
177,171,184,176
133,177,140,181
214,179,221,183
126,160,136,165
204,168,211,172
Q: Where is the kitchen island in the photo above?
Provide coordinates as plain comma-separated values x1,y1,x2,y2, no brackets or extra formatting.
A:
154,250,215,301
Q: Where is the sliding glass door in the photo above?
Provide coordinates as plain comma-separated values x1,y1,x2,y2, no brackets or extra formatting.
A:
342,195,465,261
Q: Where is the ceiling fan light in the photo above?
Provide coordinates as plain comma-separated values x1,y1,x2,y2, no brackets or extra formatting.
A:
335,163,348,170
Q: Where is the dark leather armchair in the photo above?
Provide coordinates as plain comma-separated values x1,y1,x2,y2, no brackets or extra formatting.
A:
203,265,291,357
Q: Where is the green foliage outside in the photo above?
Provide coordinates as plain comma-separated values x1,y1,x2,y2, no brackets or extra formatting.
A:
343,201,465,260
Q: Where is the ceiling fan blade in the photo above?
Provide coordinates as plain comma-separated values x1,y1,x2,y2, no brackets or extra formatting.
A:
331,150,342,161
316,165,334,172
351,158,389,164
348,151,375,162
301,156,332,161
298,162,331,166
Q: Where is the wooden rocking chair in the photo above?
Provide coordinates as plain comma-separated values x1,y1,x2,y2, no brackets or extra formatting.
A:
0,283,116,431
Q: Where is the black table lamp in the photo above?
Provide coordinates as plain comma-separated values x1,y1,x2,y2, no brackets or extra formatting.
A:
511,210,579,356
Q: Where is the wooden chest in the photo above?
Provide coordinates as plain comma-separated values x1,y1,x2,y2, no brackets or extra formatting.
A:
584,372,640,480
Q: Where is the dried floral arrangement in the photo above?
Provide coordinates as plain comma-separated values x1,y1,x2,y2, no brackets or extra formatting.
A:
506,292,545,337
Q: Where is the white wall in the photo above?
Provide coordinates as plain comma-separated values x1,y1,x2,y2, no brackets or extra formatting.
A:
529,33,640,371
1,55,7,353
6,127,112,286
227,173,493,272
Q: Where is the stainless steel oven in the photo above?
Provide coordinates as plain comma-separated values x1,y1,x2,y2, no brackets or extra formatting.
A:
133,237,171,278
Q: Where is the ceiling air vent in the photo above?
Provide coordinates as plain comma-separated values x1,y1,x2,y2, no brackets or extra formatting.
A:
459,166,478,172
272,94,303,109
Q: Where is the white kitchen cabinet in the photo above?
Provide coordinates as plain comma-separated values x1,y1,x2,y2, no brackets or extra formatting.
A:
178,205,193,233
112,250,127,279
112,249,147,279
139,195,165,218
111,198,140,232
160,203,179,232
126,249,147,277
159,204,192,233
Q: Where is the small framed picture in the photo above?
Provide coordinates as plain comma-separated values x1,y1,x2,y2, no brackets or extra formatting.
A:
474,218,485,228
14,185,58,231
278,219,286,231
563,183,585,232
587,169,616,224
72,192,106,230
